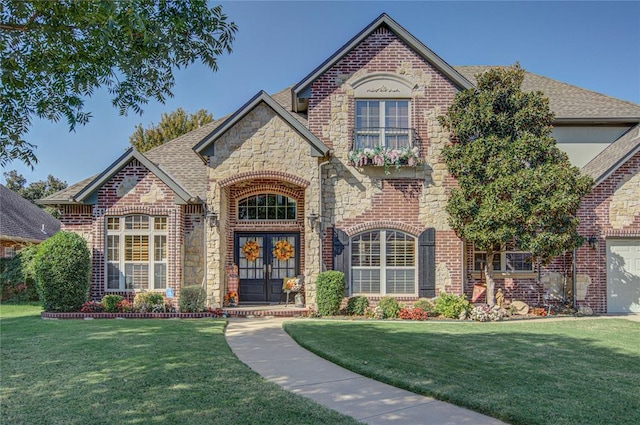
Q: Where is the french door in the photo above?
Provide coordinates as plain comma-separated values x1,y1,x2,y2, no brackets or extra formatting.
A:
235,233,299,303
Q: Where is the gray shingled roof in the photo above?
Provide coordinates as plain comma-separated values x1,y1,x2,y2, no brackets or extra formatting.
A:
582,124,640,184
455,66,640,121
1,184,60,242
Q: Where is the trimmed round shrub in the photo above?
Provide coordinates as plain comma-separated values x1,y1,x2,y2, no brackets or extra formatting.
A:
378,296,400,318
101,294,124,313
133,292,165,312
434,293,472,319
35,231,91,312
346,296,369,316
315,271,345,316
178,285,206,312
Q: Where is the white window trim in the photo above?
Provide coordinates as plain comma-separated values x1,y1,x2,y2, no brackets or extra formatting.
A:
105,215,167,292
473,244,534,273
350,229,417,296
354,99,411,150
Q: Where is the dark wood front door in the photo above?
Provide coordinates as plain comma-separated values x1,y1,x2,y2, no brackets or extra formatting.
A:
235,233,299,303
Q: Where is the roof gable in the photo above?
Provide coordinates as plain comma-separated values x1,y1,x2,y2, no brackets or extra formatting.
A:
0,184,60,243
73,148,197,205
291,13,473,111
582,124,640,185
193,91,329,158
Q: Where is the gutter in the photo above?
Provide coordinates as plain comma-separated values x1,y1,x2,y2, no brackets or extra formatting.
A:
318,154,332,272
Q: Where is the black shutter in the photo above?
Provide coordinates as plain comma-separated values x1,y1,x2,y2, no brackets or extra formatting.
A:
332,228,350,292
418,228,435,298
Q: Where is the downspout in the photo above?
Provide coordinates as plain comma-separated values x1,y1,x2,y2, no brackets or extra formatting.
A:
572,249,577,310
201,202,208,295
318,155,331,273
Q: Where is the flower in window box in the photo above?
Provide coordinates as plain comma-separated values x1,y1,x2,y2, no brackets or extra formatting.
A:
348,145,421,174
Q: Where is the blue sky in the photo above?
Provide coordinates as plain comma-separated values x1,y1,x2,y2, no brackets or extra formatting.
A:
3,1,639,187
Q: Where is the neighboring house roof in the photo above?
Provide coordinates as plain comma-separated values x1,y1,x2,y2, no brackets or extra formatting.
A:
582,124,640,185
455,66,640,122
292,13,474,111
193,90,330,159
0,184,60,243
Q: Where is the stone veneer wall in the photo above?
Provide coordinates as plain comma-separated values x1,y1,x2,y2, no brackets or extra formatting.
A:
204,103,322,307
310,26,464,296
183,204,205,288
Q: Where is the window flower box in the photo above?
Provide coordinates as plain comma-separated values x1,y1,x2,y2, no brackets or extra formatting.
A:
348,146,421,175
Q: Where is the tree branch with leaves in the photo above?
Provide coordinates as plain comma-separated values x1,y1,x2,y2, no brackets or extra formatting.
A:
0,0,237,168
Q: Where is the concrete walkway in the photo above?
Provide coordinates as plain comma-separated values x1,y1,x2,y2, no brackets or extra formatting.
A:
225,318,506,425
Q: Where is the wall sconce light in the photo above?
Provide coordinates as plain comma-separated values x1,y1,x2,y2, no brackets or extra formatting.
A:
206,211,218,227
307,213,320,229
587,235,597,250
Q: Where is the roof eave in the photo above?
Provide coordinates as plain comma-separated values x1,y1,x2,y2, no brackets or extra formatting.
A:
554,117,640,125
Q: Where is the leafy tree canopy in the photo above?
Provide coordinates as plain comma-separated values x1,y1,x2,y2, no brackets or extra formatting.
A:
129,107,213,152
438,64,593,304
0,0,237,168
3,170,67,217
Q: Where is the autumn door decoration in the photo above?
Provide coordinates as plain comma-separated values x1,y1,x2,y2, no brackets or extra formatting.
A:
241,240,260,262
272,240,294,261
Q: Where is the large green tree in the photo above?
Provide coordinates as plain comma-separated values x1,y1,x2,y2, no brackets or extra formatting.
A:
3,170,67,217
0,0,237,168
439,65,593,306
129,107,213,152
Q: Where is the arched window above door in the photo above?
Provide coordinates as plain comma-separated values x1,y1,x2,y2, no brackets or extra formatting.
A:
237,194,297,221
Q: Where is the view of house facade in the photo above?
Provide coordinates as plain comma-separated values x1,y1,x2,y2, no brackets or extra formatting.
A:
41,14,640,313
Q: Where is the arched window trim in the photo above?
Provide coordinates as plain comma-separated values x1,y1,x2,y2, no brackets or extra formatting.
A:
237,193,297,221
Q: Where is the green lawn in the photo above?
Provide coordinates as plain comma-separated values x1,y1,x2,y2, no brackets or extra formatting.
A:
0,304,361,425
284,319,640,425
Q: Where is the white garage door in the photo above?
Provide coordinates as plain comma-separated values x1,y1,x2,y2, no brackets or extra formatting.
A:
607,239,640,313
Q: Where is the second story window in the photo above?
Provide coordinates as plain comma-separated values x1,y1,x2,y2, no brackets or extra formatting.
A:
355,100,409,150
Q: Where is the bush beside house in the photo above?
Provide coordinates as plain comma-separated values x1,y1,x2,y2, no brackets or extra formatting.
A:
316,271,345,316
35,231,91,312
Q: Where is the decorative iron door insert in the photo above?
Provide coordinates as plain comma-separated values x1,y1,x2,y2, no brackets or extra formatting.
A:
235,233,299,303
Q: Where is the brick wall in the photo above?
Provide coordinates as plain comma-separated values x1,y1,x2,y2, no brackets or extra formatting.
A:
310,25,465,296
60,160,186,302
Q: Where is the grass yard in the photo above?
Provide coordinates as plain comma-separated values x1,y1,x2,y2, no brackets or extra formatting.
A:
0,304,361,425
284,318,640,425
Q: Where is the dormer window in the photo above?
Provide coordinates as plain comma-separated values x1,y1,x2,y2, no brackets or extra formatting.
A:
354,100,410,150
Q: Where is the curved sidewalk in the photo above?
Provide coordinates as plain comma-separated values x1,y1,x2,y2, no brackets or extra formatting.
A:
225,318,506,425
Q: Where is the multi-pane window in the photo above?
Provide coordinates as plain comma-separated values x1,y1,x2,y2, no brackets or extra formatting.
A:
351,230,416,295
238,194,296,221
355,100,410,150
105,215,167,291
473,243,534,272
3,246,16,258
